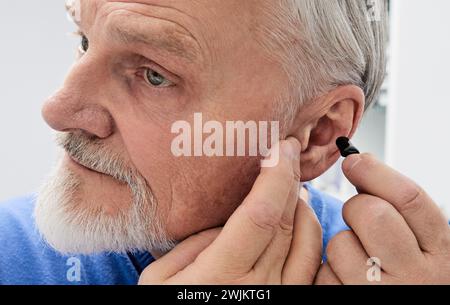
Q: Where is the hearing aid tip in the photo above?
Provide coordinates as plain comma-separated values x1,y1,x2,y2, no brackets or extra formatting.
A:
336,136,360,158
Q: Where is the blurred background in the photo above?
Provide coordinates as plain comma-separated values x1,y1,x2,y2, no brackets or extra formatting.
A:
0,1,449,216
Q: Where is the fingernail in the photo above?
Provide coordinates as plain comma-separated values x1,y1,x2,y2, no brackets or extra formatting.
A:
282,139,300,160
342,154,362,173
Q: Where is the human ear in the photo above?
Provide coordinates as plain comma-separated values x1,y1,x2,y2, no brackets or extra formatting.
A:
289,85,365,181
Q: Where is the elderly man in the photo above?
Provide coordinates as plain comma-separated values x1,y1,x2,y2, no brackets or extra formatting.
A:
0,0,449,285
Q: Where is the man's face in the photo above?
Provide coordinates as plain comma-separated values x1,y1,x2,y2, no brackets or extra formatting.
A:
38,0,291,254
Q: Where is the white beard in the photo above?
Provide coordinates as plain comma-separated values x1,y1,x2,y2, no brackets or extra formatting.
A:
34,148,175,255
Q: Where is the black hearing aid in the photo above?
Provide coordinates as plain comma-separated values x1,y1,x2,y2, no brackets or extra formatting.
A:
336,137,360,158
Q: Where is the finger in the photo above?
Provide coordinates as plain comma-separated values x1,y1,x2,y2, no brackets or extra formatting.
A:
314,263,342,285
139,228,221,283
343,194,424,275
282,199,323,284
205,138,301,273
342,153,450,253
254,181,300,280
326,230,376,284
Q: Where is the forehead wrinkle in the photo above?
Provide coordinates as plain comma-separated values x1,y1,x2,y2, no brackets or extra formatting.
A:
106,0,202,23
111,22,197,62
103,9,201,63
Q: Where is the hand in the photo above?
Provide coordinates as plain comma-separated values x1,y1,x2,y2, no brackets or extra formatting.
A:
139,138,323,285
316,154,450,285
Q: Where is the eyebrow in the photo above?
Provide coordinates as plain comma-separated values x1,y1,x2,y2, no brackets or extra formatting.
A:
109,22,200,63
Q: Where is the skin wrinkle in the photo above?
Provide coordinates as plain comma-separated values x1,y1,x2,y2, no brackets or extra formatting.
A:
101,1,206,63
107,0,204,24
107,14,199,62
68,1,208,71
135,0,217,68
104,1,261,74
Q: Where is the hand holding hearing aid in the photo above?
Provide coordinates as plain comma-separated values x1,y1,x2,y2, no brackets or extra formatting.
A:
316,137,450,284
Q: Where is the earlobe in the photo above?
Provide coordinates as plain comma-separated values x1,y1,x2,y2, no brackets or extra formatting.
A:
290,85,365,181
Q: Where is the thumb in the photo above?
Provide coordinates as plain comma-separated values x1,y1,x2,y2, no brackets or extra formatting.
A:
139,228,221,284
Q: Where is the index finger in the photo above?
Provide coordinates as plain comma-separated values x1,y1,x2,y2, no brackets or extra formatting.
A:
342,153,450,253
204,138,301,272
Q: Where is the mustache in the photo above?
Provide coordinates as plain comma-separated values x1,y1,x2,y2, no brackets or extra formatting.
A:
56,132,141,186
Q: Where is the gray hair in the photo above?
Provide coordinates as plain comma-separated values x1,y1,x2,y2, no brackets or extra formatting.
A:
258,0,387,115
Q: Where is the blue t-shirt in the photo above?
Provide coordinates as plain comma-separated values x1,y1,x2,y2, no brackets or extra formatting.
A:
0,185,348,285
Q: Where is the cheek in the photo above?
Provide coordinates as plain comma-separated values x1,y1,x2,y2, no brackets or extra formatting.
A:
117,110,263,240
115,114,178,215
166,155,261,240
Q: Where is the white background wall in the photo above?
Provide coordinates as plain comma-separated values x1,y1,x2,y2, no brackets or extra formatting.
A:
387,0,450,217
0,2,77,201
0,1,449,217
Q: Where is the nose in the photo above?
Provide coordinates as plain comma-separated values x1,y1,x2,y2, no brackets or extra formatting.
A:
42,61,114,139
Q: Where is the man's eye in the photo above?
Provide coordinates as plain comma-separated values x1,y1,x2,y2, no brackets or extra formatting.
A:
79,34,89,54
144,69,173,88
